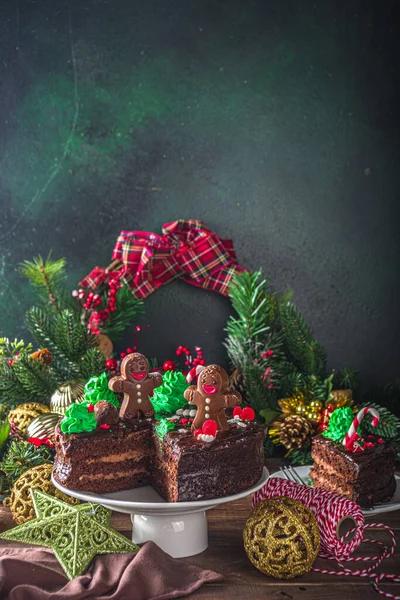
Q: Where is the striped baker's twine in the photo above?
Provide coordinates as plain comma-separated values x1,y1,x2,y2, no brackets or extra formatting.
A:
312,523,399,599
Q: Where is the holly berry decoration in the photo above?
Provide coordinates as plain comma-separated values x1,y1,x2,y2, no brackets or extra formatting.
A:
233,406,256,422
162,360,177,372
175,345,206,369
105,358,118,372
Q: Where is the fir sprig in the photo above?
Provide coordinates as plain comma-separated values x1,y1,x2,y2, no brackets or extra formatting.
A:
279,302,327,378
0,338,33,360
19,254,67,311
0,441,54,486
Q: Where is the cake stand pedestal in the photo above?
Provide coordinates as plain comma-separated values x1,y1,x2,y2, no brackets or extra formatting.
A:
52,467,269,558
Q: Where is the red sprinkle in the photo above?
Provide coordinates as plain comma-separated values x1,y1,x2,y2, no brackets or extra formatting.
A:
87,404,95,413
180,418,189,424
99,424,110,430
377,438,384,444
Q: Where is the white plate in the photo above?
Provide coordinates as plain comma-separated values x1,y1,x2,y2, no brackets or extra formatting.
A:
52,467,269,558
272,465,400,516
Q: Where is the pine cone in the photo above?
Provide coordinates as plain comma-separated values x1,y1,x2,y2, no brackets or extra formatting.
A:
229,368,246,399
279,415,312,450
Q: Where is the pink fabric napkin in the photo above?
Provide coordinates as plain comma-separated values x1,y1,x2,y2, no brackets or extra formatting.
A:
0,540,223,600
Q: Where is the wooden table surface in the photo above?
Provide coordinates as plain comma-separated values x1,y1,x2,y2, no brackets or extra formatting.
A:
1,459,399,599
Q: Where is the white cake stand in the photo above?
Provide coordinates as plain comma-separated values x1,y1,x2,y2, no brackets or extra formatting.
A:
52,467,269,558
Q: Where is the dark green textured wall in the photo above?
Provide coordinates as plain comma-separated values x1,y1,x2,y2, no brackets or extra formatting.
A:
0,0,398,385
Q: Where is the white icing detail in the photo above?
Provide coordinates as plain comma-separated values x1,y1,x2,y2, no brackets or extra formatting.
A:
176,409,184,415
169,415,180,421
233,414,241,420
227,418,236,424
205,413,210,419
178,428,187,433
183,409,191,416
189,409,197,417
198,434,215,443
205,398,211,404
136,384,141,389
137,398,142,404
236,421,247,428
137,391,142,396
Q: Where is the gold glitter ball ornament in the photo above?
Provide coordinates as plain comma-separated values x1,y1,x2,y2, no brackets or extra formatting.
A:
50,380,85,415
26,412,61,441
3,464,79,525
8,403,51,432
243,497,320,579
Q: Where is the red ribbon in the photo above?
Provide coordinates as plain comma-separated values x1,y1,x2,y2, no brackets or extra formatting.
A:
79,220,245,299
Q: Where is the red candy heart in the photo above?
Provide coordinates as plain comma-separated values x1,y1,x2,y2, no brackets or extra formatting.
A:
241,407,255,421
233,406,243,418
202,419,217,437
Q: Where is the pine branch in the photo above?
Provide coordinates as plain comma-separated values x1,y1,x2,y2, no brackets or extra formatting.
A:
100,285,144,339
79,348,106,380
0,338,33,360
19,253,67,311
54,310,95,361
279,301,327,377
334,366,361,390
12,355,58,401
0,441,54,486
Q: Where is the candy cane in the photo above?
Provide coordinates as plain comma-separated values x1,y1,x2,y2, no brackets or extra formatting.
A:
343,406,379,446
186,365,205,383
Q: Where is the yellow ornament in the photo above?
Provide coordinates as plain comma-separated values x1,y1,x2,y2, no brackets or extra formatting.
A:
306,411,320,423
26,412,61,441
296,405,307,416
279,392,305,415
309,400,323,412
331,389,353,408
50,380,85,415
3,464,79,525
8,403,51,433
243,497,320,579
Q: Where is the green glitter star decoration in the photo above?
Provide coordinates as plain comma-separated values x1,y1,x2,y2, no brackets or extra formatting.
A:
0,489,139,579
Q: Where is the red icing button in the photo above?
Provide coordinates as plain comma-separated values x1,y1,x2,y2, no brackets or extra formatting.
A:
241,406,256,421
87,404,94,413
202,419,218,437
193,428,202,437
99,424,110,430
233,406,242,418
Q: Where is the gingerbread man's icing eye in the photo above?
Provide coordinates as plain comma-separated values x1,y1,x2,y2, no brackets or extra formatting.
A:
140,366,145,371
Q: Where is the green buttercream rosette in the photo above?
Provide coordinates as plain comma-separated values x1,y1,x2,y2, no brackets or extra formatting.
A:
150,370,189,419
84,372,119,408
60,402,97,435
323,406,354,442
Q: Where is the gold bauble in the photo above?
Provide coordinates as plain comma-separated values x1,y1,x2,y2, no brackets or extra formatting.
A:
8,403,51,432
50,380,85,415
306,411,320,423
26,412,61,441
243,497,320,579
3,464,79,524
96,333,113,359
296,405,307,416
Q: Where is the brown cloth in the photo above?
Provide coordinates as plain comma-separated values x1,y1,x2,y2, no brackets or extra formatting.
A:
0,540,223,600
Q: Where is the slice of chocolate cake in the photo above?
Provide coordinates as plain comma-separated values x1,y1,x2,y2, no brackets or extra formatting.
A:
310,435,396,507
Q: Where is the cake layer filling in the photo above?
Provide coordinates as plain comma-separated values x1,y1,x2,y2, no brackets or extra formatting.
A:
310,470,396,506
311,456,395,492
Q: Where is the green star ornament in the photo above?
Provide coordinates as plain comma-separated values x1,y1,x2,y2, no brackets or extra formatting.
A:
0,489,139,579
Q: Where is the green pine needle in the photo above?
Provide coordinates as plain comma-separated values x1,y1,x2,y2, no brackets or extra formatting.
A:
19,253,67,310
0,441,54,486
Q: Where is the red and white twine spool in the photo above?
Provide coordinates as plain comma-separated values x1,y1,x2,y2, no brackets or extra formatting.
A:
253,478,400,599
343,406,380,446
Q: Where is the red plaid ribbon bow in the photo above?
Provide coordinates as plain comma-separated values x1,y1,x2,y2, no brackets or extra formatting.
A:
79,220,245,299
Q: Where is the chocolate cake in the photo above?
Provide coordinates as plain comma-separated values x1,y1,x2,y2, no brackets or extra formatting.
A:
310,435,397,507
53,356,265,502
54,419,265,501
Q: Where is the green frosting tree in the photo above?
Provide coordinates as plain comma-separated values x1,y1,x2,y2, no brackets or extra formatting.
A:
84,373,119,408
150,370,189,420
322,407,354,442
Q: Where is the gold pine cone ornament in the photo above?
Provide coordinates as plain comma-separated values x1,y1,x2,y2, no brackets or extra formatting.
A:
244,497,320,579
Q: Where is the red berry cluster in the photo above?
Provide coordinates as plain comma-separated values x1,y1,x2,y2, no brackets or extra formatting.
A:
72,277,121,335
175,345,206,368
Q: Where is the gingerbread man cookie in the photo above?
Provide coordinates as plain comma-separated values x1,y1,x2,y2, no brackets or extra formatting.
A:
184,364,241,432
108,353,162,421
